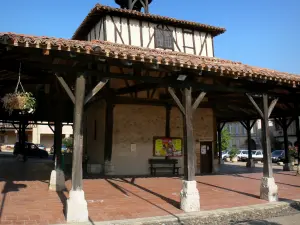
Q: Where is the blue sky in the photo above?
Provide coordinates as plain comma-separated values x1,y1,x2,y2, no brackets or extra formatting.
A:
0,0,299,74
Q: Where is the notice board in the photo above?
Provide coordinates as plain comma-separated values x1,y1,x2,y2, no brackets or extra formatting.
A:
153,137,183,157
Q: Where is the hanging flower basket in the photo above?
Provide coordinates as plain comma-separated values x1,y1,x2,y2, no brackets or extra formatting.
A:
2,92,36,114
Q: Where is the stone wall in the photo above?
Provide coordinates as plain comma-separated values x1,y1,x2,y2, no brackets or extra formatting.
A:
111,105,215,175
84,100,106,165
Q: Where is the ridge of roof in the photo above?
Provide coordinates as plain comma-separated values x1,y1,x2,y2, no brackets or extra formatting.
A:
72,4,226,40
0,32,298,87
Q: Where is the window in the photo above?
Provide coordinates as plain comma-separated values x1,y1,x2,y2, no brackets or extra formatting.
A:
154,28,174,50
235,124,239,135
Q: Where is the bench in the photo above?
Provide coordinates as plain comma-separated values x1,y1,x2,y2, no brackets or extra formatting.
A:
149,158,180,176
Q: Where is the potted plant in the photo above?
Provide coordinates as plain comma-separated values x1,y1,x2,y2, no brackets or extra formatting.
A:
229,147,239,162
2,92,36,115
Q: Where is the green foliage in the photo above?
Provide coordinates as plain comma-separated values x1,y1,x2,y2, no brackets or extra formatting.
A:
62,137,73,149
229,147,239,159
221,128,231,151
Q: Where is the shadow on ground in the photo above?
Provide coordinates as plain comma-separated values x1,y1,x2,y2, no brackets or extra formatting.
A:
232,220,281,225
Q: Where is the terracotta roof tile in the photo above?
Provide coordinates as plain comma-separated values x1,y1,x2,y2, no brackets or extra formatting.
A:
0,32,299,86
72,4,226,40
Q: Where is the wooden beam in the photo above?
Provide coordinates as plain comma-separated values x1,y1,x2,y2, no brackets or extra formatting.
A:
168,87,185,115
268,98,279,118
240,121,247,130
55,74,75,104
192,92,206,113
246,94,264,119
250,120,256,129
48,122,55,133
84,79,107,105
71,73,86,190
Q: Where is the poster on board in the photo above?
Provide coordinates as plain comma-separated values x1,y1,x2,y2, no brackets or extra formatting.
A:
153,137,183,157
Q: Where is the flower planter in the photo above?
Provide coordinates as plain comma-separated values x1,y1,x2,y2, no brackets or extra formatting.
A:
231,157,238,162
225,157,231,162
2,92,36,114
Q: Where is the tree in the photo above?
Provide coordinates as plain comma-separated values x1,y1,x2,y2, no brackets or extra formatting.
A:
221,128,231,151
62,137,73,150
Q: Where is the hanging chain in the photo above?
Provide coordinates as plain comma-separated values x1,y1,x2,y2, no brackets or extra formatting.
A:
15,62,25,93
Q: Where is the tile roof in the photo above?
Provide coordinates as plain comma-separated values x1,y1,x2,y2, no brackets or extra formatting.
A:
0,32,299,87
72,4,226,40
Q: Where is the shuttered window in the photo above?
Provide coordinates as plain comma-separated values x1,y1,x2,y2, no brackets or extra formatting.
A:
154,28,174,50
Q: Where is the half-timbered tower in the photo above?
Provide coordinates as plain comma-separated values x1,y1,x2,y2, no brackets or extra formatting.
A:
73,4,223,57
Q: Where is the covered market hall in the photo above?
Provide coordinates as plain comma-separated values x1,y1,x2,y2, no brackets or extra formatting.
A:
0,0,300,223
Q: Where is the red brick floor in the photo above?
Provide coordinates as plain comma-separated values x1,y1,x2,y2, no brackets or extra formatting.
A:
0,162,300,224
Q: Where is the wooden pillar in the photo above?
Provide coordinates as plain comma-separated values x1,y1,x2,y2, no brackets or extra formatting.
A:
217,121,225,164
240,120,256,167
104,98,114,161
183,87,195,181
165,104,171,137
18,121,22,151
282,118,290,164
144,0,149,13
71,74,86,191
167,86,205,212
54,120,63,169
274,117,293,170
295,103,300,174
21,120,27,161
261,94,273,178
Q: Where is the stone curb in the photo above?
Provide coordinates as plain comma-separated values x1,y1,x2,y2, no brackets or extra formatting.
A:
54,199,300,225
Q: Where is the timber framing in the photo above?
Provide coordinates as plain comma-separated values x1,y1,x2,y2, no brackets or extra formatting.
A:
0,33,300,123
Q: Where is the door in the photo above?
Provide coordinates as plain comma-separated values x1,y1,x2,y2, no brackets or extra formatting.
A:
200,142,213,174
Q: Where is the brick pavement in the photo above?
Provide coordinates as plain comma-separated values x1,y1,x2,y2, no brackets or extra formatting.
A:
0,159,300,225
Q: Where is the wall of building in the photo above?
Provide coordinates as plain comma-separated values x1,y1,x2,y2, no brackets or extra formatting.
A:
87,16,214,57
31,124,73,148
110,105,215,175
84,100,106,165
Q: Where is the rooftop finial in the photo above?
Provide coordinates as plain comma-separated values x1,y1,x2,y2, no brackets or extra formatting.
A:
115,0,153,13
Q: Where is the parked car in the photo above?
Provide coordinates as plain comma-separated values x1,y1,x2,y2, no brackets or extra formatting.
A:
222,150,230,160
237,150,249,161
13,142,49,158
50,144,68,154
252,150,263,161
36,144,46,150
271,150,285,163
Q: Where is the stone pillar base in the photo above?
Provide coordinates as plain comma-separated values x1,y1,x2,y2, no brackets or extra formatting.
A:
283,163,294,171
246,159,255,168
297,165,300,175
104,161,115,175
66,190,89,223
180,180,200,212
49,169,66,191
260,177,278,202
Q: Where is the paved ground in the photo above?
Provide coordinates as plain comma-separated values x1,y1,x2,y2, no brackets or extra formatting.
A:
0,158,299,225
235,213,300,224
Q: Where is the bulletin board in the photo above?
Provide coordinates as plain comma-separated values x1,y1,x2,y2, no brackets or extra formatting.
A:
153,137,183,157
